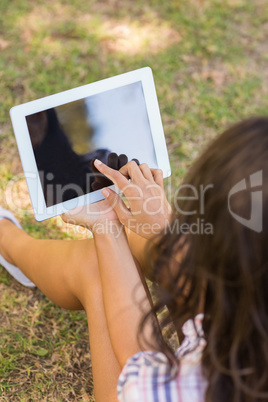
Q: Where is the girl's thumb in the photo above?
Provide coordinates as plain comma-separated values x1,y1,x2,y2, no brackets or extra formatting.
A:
101,188,131,224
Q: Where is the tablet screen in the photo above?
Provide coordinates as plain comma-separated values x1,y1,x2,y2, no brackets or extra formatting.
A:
26,81,158,207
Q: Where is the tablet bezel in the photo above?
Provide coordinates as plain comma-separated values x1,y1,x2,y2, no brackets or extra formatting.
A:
10,67,171,221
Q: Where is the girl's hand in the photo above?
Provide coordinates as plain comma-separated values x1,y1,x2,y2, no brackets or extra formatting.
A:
94,159,172,239
61,198,121,235
90,152,129,191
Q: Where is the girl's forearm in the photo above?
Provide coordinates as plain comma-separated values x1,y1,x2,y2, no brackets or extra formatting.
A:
93,222,157,367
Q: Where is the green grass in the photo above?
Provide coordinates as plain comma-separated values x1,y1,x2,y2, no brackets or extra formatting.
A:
0,0,268,399
0,281,92,400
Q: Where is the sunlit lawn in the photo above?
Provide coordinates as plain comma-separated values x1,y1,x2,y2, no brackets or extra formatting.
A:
0,0,268,400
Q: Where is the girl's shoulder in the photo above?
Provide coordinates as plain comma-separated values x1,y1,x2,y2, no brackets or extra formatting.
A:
117,314,207,402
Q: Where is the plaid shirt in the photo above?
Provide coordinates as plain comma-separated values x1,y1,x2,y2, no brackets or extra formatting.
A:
117,314,207,401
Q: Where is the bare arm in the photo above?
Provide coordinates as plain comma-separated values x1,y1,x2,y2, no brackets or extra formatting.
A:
92,222,158,368
62,161,170,367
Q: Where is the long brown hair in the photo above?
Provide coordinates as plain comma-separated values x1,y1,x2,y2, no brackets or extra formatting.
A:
143,117,268,401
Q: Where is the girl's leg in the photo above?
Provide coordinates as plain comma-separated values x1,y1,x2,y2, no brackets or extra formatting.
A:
0,218,93,309
0,219,148,401
0,219,121,400
0,220,149,309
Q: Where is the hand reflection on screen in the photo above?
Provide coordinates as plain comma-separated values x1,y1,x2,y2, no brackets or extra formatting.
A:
90,153,140,191
26,109,140,206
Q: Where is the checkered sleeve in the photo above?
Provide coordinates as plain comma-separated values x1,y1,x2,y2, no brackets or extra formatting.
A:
117,314,207,402
117,350,176,402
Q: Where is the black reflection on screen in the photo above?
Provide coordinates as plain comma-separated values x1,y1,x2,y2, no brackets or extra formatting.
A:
26,108,113,207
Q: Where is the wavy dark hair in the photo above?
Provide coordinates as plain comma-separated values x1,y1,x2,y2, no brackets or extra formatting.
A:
142,117,268,402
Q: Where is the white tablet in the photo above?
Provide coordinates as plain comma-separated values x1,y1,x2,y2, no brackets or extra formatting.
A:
10,67,171,221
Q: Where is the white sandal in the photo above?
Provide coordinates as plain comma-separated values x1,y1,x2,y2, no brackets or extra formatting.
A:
0,207,36,288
